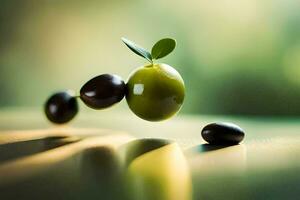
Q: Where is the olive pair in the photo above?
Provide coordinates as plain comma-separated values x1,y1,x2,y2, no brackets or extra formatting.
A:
45,74,125,124
81,63,185,122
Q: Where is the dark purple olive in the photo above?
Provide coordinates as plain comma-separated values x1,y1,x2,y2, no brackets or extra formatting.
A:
44,91,78,124
201,122,245,144
80,74,126,109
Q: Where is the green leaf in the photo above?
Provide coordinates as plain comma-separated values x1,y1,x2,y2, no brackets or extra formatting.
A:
121,37,152,63
151,38,176,59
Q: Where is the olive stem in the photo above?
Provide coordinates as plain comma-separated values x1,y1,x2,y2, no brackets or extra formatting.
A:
148,59,155,66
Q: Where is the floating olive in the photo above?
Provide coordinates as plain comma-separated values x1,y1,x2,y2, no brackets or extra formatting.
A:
44,91,78,124
80,74,126,109
126,63,185,121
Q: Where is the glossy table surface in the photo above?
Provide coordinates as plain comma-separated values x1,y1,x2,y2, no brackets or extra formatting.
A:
0,108,300,200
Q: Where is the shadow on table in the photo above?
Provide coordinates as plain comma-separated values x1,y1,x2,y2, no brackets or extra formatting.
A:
191,143,237,153
0,136,193,200
0,136,81,164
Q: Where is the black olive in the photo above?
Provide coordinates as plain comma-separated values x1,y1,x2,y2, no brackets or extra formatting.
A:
44,91,78,124
201,122,245,144
80,74,126,109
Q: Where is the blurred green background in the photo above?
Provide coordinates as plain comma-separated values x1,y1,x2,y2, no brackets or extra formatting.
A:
1,0,300,115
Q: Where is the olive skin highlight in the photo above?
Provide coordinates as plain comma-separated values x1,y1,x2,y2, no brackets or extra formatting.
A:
126,63,185,121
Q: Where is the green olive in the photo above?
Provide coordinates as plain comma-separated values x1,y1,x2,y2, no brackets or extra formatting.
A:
126,63,185,121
